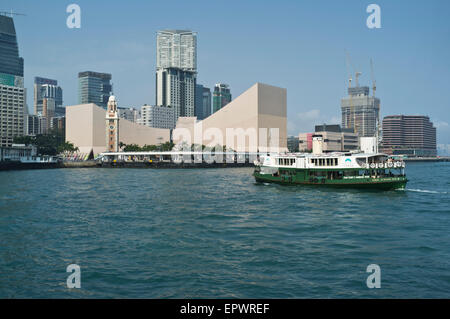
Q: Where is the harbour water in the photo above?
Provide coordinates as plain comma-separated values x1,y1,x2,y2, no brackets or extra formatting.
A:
0,162,449,298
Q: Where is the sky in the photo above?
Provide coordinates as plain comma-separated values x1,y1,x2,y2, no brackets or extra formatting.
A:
3,0,450,152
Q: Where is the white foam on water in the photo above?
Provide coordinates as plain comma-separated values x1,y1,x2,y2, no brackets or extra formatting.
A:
405,188,448,194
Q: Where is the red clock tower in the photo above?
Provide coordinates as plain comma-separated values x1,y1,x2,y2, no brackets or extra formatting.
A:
106,95,119,152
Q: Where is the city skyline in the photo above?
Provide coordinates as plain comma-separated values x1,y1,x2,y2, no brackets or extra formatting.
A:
2,0,450,147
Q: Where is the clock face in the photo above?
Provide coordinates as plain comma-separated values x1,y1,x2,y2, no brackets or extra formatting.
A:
109,125,115,130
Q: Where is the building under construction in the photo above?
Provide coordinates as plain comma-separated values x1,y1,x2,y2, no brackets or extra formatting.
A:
341,56,380,138
341,84,380,138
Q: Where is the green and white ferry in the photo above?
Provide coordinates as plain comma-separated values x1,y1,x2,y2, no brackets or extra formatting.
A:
253,151,407,190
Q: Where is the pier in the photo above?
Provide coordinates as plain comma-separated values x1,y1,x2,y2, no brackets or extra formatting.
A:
97,151,259,168
403,157,450,162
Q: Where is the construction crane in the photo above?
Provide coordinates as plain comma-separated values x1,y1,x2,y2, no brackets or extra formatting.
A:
370,58,376,97
345,50,353,88
0,10,26,17
355,71,362,87
345,51,360,134
370,58,381,149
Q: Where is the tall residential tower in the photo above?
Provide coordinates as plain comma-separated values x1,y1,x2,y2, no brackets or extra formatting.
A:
155,30,197,122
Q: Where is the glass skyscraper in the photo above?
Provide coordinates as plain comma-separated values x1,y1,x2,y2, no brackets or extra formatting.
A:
212,83,232,114
195,84,211,120
34,77,63,115
78,71,112,109
0,15,24,78
0,14,25,147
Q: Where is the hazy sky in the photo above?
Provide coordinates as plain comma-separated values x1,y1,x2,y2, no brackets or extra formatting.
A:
4,0,450,148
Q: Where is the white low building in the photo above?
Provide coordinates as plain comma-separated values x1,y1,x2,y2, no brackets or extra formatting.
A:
140,104,176,129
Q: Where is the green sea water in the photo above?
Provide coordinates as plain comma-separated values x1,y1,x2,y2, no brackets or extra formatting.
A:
0,162,449,298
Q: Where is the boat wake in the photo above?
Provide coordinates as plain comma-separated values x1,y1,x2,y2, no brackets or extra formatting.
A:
404,188,448,194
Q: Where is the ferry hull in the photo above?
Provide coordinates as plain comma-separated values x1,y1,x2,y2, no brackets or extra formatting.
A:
254,172,407,190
